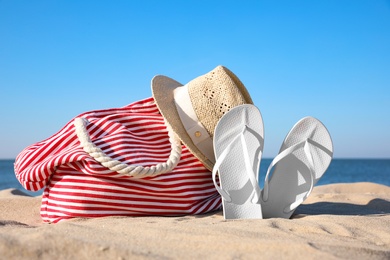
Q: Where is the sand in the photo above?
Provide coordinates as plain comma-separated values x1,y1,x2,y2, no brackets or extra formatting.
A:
0,182,389,259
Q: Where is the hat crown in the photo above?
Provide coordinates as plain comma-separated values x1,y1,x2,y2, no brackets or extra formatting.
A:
187,66,253,136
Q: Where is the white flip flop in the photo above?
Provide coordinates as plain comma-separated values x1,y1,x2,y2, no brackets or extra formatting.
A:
212,104,264,219
261,116,333,219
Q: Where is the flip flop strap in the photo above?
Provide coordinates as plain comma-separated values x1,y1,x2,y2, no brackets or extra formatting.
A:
284,138,332,212
212,125,262,203
74,117,182,178
263,138,321,212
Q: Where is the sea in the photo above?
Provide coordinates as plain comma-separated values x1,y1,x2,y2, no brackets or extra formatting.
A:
0,159,389,197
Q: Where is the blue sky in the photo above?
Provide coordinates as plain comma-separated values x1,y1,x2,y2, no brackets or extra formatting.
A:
1,0,389,159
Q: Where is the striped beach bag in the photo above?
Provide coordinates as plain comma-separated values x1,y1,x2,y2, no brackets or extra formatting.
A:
14,66,253,223
15,97,222,223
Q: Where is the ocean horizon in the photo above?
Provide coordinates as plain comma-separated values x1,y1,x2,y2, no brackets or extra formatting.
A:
1,158,389,197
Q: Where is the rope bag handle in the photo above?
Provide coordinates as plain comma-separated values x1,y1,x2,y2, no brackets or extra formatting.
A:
74,117,182,178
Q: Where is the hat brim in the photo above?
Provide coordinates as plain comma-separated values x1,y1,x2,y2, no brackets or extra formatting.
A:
151,75,214,171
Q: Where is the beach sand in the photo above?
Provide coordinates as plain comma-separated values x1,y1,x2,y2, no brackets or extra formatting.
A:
0,182,389,259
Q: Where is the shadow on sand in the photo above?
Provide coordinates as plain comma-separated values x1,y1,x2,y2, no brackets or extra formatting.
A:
294,198,390,217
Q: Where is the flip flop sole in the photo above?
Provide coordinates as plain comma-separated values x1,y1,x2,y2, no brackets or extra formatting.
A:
261,117,333,219
213,104,264,219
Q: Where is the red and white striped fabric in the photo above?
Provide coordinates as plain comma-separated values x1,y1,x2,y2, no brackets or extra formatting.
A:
14,97,221,223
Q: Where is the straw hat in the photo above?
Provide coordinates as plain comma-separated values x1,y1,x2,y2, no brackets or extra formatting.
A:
151,65,253,171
